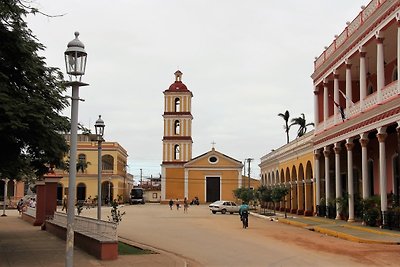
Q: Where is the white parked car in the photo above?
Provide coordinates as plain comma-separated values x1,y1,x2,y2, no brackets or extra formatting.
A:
209,200,240,214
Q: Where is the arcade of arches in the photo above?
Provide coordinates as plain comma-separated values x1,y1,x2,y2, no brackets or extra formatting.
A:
261,159,314,216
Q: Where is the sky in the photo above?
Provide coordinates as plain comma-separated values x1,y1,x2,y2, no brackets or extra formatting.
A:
25,0,367,180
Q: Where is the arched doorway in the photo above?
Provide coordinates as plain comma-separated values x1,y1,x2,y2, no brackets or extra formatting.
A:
305,161,314,216
102,181,114,205
297,164,305,215
76,183,86,202
57,183,63,205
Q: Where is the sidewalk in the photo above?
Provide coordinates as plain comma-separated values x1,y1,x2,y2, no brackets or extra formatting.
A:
252,211,400,245
0,210,186,267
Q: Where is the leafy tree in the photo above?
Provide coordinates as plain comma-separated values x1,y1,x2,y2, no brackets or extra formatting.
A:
278,110,290,144
233,187,254,204
0,1,70,180
255,185,272,214
271,186,289,215
290,113,314,138
76,159,91,173
62,158,91,173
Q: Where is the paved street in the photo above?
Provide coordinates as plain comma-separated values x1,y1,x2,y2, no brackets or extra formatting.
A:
80,204,400,267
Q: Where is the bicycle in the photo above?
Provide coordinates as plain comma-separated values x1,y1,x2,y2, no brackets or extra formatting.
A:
241,211,249,229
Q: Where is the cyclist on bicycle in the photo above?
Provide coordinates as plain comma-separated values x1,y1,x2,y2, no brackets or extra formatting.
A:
239,202,249,228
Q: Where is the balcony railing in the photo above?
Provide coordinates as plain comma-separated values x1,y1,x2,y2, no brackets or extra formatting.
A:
315,0,384,70
316,81,399,133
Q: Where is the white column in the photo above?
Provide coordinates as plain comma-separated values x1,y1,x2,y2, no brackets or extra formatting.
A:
376,31,385,103
314,88,319,128
324,146,331,208
184,169,188,198
345,59,353,110
161,167,166,201
360,133,370,199
2,178,9,216
346,138,355,222
334,143,341,219
377,127,388,227
359,46,367,111
314,150,321,209
333,70,339,124
323,80,328,130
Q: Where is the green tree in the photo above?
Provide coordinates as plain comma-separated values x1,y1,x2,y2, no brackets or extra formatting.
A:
255,185,272,214
76,159,91,173
0,1,70,180
233,187,254,204
271,186,289,215
290,113,314,138
278,110,290,144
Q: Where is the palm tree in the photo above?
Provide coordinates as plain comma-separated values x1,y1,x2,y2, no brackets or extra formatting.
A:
76,160,91,173
62,158,91,173
290,113,314,138
278,110,290,144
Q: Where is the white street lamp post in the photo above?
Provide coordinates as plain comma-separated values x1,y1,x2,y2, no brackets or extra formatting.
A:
95,115,105,220
1,178,9,217
108,177,111,206
64,32,88,267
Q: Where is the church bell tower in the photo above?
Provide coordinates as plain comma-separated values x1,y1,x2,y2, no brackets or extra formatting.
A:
161,70,193,201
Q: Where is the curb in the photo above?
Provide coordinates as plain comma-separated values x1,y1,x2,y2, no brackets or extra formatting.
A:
118,236,194,266
342,224,400,238
275,216,400,245
278,218,310,228
312,226,399,245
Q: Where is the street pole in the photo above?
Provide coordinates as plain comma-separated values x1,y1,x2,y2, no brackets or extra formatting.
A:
247,158,253,189
140,168,143,187
108,177,111,206
66,84,79,266
64,31,88,267
2,178,9,217
97,138,102,220
95,115,105,219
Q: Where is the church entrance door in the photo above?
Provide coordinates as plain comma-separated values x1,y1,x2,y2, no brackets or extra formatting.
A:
206,177,220,202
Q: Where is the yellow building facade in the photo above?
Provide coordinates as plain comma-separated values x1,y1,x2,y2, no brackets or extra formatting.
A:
55,134,132,204
161,71,247,203
259,131,315,215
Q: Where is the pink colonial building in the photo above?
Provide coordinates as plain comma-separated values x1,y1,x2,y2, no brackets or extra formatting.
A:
312,0,399,226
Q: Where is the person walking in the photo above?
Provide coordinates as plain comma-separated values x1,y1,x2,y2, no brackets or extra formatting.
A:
17,198,24,215
169,199,174,210
176,198,180,210
62,195,68,212
183,197,189,213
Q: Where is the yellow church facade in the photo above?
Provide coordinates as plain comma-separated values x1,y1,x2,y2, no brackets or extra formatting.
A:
161,71,247,203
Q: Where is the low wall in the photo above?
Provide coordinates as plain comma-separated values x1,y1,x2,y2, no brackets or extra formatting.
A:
21,212,36,225
45,221,118,260
45,212,118,260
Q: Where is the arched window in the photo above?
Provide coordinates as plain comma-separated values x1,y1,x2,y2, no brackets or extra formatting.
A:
174,120,180,135
78,154,86,163
77,154,88,173
175,98,181,112
102,155,114,171
76,183,86,201
174,144,180,160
